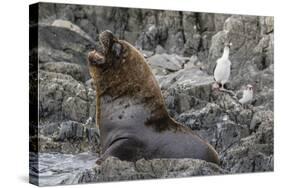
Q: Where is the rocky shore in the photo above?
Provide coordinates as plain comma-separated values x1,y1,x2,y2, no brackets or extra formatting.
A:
30,3,274,185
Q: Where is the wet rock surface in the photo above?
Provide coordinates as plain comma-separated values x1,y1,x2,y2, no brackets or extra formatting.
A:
31,3,274,186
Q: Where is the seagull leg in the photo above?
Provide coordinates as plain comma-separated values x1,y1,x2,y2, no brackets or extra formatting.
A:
219,84,236,96
212,82,220,90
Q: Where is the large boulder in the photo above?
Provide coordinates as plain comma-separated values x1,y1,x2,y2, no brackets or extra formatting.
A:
148,53,187,75
51,19,94,42
38,24,94,80
158,68,213,91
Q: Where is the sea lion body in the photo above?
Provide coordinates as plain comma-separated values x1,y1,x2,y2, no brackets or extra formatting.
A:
88,31,219,164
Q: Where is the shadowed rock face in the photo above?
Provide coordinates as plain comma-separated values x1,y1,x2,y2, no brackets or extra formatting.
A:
33,3,273,185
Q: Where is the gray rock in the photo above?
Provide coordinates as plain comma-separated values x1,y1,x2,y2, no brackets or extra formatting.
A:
221,109,273,173
78,157,226,183
253,33,274,71
38,135,62,153
140,50,154,58
251,110,273,144
56,121,84,141
260,16,274,34
214,14,232,31
135,24,159,51
184,56,206,70
182,12,200,56
222,142,273,173
158,68,213,91
38,24,94,80
148,54,185,72
160,68,216,116
38,3,57,22
62,96,88,123
39,70,88,122
164,31,185,55
39,122,60,136
176,103,250,153
39,121,100,154
40,62,85,82
176,103,221,129
51,19,94,42
155,45,167,54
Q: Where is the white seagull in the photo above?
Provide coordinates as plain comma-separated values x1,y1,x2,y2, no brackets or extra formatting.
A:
239,84,254,105
213,42,232,90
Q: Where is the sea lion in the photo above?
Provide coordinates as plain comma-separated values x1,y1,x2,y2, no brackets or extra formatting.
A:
87,30,219,165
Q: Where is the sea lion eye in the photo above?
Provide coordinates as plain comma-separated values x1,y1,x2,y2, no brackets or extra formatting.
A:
112,42,122,58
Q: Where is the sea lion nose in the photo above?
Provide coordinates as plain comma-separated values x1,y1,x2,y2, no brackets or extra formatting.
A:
88,50,105,65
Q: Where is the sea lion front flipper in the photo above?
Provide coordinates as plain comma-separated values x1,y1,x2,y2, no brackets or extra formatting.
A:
95,139,125,165
95,138,133,165
96,137,145,165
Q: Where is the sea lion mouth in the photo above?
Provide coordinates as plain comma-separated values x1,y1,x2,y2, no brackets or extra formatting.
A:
88,30,113,66
88,30,122,66
88,50,105,65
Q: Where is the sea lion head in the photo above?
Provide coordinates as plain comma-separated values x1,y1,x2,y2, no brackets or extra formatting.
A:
87,30,154,97
88,30,124,69
87,30,167,123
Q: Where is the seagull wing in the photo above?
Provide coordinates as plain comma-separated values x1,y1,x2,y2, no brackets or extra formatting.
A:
213,63,217,81
213,58,221,81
